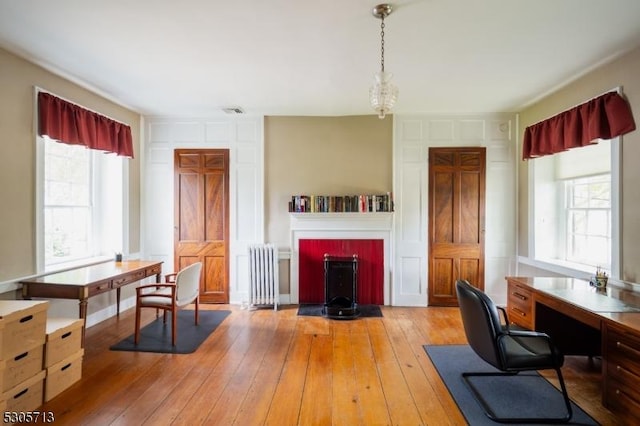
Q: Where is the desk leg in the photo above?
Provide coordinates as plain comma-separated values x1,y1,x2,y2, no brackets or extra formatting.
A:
79,298,88,347
117,287,121,317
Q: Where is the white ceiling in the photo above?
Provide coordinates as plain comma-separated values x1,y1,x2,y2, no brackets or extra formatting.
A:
1,0,640,117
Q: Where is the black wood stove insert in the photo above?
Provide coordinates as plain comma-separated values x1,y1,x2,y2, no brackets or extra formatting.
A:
322,254,359,319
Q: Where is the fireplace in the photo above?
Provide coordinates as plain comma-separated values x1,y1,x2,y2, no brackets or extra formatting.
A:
298,239,382,304
289,212,392,305
323,255,359,318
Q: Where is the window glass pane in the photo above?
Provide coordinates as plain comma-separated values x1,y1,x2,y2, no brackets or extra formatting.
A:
44,141,92,265
564,174,611,269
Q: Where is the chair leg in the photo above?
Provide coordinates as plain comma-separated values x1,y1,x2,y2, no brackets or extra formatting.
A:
195,297,199,325
461,370,573,423
171,309,177,346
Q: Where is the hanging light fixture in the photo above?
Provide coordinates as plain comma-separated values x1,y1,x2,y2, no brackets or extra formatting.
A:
369,3,398,119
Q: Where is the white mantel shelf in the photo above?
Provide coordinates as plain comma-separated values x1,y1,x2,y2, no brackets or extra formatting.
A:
289,212,393,230
289,212,393,305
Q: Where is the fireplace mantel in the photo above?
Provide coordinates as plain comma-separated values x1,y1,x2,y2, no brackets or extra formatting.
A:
289,212,393,304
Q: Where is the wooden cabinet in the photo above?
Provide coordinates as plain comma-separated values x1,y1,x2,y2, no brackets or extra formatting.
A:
506,279,534,330
603,321,640,423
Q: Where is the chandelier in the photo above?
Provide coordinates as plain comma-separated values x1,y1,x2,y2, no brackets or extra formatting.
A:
369,4,398,119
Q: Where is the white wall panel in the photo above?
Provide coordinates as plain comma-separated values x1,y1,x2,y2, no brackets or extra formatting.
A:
205,122,231,142
400,165,423,243
143,116,264,305
400,120,424,141
428,120,455,141
460,119,485,141
148,122,172,142
394,114,517,306
173,121,205,143
399,257,422,300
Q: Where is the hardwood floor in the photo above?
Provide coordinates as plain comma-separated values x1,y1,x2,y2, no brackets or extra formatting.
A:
39,304,623,425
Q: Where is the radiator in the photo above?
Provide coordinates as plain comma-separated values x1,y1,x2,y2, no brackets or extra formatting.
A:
248,244,279,310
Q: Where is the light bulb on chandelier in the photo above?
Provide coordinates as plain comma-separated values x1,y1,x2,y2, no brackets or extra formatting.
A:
369,4,398,119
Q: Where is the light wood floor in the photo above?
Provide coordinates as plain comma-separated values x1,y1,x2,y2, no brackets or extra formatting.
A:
40,304,623,425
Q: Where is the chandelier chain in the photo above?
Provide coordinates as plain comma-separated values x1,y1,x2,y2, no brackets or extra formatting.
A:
380,18,385,72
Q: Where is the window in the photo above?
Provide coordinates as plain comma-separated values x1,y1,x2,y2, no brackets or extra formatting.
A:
565,174,611,268
38,137,125,271
532,140,616,275
44,141,92,265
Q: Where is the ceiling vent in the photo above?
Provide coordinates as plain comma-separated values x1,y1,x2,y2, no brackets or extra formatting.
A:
222,107,244,114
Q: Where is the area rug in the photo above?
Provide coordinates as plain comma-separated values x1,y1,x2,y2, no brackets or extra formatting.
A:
111,309,230,354
297,304,382,318
423,344,598,425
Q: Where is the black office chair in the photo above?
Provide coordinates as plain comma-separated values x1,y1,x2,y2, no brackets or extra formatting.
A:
455,280,572,423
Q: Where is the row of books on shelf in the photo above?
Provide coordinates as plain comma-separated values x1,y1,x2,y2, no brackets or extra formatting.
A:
288,193,394,213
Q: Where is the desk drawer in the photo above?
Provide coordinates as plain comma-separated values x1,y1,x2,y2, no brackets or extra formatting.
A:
507,283,533,329
604,321,640,421
112,270,145,288
145,264,162,277
88,280,111,297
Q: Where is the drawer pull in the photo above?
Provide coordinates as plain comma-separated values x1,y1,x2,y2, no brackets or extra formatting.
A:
616,341,640,359
13,388,29,399
61,363,72,372
511,307,527,317
616,364,640,381
19,314,34,323
62,331,72,339
14,351,28,361
614,388,640,410
512,292,528,301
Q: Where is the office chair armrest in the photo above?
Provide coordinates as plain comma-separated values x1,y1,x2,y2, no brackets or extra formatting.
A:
507,329,550,339
505,330,557,351
496,305,510,328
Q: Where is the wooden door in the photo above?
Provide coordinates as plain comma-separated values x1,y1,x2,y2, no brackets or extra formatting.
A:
174,149,229,303
428,147,485,306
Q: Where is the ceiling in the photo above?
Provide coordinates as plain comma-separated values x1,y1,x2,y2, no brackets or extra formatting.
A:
1,0,640,117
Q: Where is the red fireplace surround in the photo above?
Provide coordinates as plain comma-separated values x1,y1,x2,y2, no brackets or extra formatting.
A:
298,239,384,304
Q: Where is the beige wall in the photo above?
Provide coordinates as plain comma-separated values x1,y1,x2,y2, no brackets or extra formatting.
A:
518,45,640,283
264,115,393,248
0,47,141,283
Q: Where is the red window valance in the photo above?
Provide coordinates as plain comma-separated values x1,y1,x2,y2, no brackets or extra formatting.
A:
522,91,635,160
38,92,134,158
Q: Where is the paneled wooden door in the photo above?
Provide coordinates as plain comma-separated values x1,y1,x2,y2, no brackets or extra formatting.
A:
428,147,485,306
174,149,229,303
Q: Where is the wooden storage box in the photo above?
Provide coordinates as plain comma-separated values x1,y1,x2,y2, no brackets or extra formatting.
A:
45,348,83,402
2,370,45,414
45,318,84,368
0,344,44,392
0,300,48,360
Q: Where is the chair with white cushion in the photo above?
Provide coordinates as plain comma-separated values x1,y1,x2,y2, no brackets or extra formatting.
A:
134,262,202,346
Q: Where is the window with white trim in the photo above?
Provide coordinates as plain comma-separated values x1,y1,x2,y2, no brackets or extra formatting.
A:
533,140,615,274
38,136,124,270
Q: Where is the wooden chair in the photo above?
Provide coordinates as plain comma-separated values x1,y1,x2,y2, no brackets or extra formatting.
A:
134,262,202,346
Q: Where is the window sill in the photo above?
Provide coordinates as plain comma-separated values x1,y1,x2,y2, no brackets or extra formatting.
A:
43,255,113,275
517,256,597,280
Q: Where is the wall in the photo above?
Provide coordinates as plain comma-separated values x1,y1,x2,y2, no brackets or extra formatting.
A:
393,114,517,305
0,47,142,322
518,45,640,284
143,116,264,306
265,115,393,248
264,115,393,299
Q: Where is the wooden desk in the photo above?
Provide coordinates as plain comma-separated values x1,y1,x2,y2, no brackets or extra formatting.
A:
20,260,162,325
506,276,640,423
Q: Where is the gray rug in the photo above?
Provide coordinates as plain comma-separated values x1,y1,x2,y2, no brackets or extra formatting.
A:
111,309,230,354
297,304,382,318
424,344,598,425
